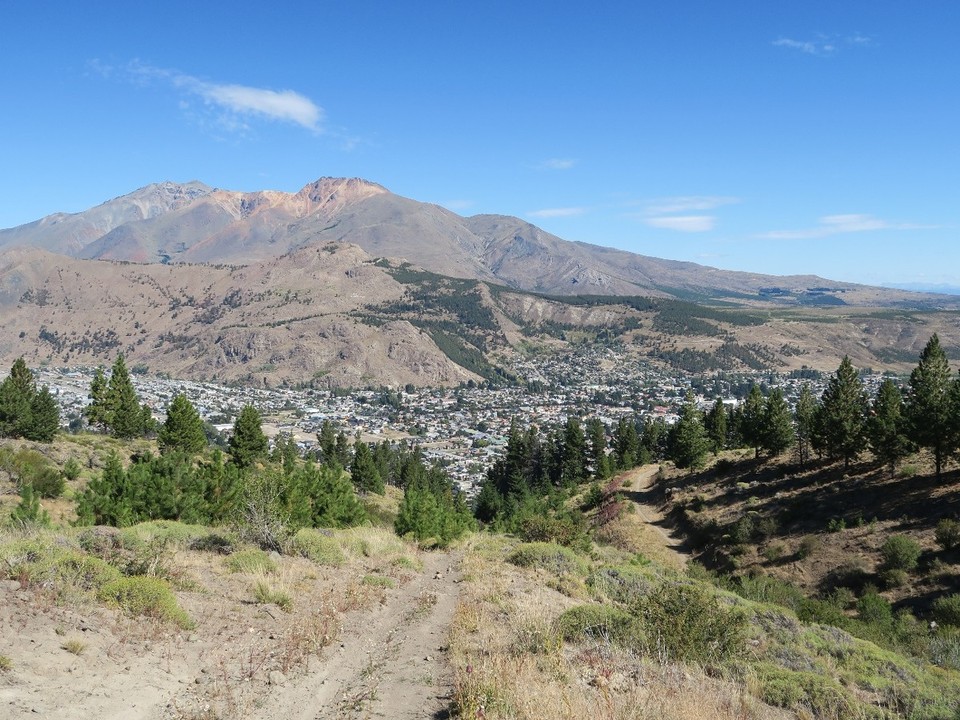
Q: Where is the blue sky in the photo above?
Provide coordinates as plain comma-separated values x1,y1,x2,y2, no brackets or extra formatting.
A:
3,1,958,289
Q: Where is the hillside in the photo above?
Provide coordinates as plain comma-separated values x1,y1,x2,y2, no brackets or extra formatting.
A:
3,432,960,719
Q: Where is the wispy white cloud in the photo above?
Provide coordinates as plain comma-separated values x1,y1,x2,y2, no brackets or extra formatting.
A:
773,33,874,57
528,207,586,218
644,215,715,233
105,60,324,132
536,158,577,171
760,214,937,240
644,195,740,214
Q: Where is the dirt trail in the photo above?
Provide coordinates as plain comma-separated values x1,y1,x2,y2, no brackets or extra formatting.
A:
274,549,462,719
620,464,689,567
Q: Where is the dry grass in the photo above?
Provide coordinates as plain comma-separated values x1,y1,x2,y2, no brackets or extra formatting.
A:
449,535,791,720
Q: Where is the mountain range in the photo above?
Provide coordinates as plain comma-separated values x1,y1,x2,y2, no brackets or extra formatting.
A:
1,177,957,386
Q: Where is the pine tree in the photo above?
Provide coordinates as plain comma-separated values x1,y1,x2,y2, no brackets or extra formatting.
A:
0,358,41,438
106,355,145,439
10,482,50,527
705,398,728,455
309,463,366,527
816,356,868,470
869,379,913,478
611,417,640,469
740,384,765,458
762,388,795,457
84,367,109,431
794,383,818,467
669,395,709,470
158,394,207,454
905,334,958,479
559,417,587,487
585,418,610,479
316,420,337,464
24,386,60,442
350,439,384,494
228,405,268,469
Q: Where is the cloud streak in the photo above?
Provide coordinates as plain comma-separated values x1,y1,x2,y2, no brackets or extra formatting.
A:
772,33,874,57
537,158,577,171
644,195,740,214
117,61,324,132
644,215,716,233
528,207,586,218
760,214,937,240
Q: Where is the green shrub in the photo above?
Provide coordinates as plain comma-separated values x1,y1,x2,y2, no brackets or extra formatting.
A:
361,574,396,589
97,576,192,628
729,515,755,545
935,519,960,552
289,528,345,566
507,542,588,576
857,590,893,626
62,457,82,482
253,580,292,612
754,664,858,718
796,535,820,560
225,548,277,574
880,534,922,572
932,594,960,628
0,654,12,671
879,567,909,589
588,565,651,604
763,543,786,562
555,604,644,649
30,467,65,499
826,517,846,533
635,582,746,665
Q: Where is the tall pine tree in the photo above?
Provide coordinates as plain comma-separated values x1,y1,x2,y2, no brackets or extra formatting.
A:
159,394,207,454
815,356,868,470
905,334,958,479
869,378,913,478
229,405,268,469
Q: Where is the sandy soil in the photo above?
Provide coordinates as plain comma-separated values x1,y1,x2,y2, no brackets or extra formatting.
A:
0,545,463,720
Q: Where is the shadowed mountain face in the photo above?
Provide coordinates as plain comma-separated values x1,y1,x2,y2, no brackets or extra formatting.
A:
6,176,947,309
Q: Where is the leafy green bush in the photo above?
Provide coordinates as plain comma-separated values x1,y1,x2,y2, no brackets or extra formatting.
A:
857,589,893,626
253,580,292,612
225,548,277,574
507,542,589,577
97,576,192,628
289,528,345,566
555,604,644,649
754,663,859,718
880,567,909,589
932,594,960,628
588,565,651,604
30,467,65,499
935,519,960,552
635,582,746,665
881,534,922,572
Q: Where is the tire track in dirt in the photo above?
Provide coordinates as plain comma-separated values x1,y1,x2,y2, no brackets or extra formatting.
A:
277,550,462,719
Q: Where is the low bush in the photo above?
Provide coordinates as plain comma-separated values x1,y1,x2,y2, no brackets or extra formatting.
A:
253,580,293,612
588,565,651,604
555,604,644,649
289,528,345,566
225,548,277,574
754,663,859,718
97,576,192,628
935,519,960,552
796,535,820,560
880,534,922,572
932,594,960,628
635,582,746,666
857,589,893,626
507,542,589,577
